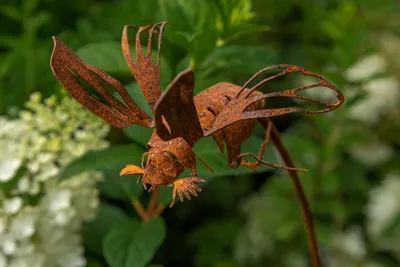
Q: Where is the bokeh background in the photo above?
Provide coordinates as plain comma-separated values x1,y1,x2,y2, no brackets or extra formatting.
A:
1,0,400,267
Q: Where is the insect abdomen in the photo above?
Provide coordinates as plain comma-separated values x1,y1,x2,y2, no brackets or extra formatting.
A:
194,82,263,162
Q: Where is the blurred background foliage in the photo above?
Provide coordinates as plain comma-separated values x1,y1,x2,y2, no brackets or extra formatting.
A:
1,0,400,267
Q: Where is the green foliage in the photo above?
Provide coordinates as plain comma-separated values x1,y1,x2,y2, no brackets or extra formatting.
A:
60,144,145,180
103,218,166,267
84,203,130,256
77,42,131,75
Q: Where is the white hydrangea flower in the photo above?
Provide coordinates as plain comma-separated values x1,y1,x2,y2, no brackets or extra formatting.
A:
234,190,278,265
349,77,400,124
381,33,400,70
332,227,366,260
0,92,110,267
0,118,26,182
1,234,17,255
365,173,400,261
349,140,394,167
0,158,21,183
299,76,340,104
366,173,400,237
9,211,36,239
3,197,23,214
12,92,110,189
0,217,6,235
325,227,387,267
345,53,387,82
0,252,6,267
234,217,273,265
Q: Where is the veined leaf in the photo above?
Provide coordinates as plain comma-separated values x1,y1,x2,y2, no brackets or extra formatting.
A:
84,203,129,256
60,144,146,180
103,217,166,267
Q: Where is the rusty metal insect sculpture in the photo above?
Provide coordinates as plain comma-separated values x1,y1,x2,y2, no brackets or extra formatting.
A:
50,21,344,267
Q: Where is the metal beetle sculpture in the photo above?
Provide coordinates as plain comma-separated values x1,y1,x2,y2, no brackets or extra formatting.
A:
50,21,344,267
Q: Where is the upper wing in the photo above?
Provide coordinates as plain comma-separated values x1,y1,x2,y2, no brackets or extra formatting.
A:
122,21,167,110
204,64,345,136
50,37,152,128
153,69,203,146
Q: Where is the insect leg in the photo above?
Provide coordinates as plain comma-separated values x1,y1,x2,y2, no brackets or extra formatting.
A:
170,177,205,208
237,119,308,172
141,152,149,169
240,118,273,170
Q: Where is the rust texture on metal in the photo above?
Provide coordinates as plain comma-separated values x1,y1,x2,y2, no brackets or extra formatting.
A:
50,21,345,267
122,21,167,109
50,21,344,206
205,64,344,136
50,37,152,128
153,68,203,147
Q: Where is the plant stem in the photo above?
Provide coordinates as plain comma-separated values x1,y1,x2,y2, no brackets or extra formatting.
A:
265,119,321,267
147,186,161,216
153,204,166,217
132,198,149,221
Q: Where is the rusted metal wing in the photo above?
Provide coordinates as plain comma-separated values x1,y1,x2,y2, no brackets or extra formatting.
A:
153,68,203,146
122,21,167,110
50,37,152,128
204,64,345,136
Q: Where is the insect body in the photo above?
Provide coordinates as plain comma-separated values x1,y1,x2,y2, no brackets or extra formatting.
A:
50,21,344,206
132,82,265,205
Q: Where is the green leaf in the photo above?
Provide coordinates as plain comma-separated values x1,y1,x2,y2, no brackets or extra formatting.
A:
159,0,219,68
103,217,166,267
158,186,174,206
60,144,146,181
0,51,20,76
201,45,278,75
191,29,218,67
77,42,130,75
159,0,216,32
25,12,50,32
100,166,144,201
193,135,277,178
116,82,152,114
0,5,20,21
76,42,172,88
123,125,153,147
225,23,269,43
87,258,104,267
159,0,192,32
121,83,154,145
22,0,39,18
189,219,241,267
167,29,218,67
211,0,259,40
166,31,192,52
84,203,129,256
176,55,192,73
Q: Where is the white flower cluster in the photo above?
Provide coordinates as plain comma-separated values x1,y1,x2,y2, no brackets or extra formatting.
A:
327,227,368,267
234,216,272,265
326,173,400,266
0,92,110,267
0,118,26,183
234,189,274,266
366,173,400,256
345,53,400,125
349,140,394,167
